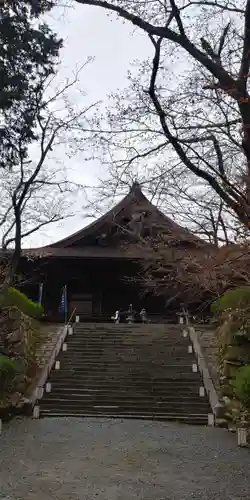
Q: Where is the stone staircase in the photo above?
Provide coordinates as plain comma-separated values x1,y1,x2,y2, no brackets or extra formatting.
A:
38,323,212,424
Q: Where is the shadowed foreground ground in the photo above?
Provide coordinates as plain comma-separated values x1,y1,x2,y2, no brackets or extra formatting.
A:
0,417,249,500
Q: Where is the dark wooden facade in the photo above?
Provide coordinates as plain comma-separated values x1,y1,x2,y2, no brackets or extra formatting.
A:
19,182,209,322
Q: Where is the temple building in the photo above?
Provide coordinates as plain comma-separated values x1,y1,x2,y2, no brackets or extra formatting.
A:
19,182,210,322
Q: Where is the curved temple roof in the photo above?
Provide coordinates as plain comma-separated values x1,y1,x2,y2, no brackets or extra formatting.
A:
23,182,209,259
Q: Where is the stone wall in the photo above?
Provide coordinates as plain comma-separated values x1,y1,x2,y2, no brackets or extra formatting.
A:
195,321,250,431
0,306,62,418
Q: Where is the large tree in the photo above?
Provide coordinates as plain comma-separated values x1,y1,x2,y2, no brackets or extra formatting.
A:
74,0,250,230
0,0,62,170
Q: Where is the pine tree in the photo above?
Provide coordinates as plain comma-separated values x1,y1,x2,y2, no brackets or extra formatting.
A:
0,1,63,169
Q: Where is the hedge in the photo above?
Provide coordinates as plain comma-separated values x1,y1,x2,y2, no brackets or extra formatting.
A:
233,365,250,410
4,287,44,319
211,286,250,315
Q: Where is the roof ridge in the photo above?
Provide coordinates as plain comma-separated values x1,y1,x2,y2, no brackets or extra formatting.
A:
37,183,205,250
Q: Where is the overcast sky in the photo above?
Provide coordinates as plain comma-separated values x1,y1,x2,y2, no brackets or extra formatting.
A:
24,2,152,248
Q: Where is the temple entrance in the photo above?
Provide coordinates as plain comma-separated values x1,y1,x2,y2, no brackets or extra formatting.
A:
19,255,175,323
69,293,93,318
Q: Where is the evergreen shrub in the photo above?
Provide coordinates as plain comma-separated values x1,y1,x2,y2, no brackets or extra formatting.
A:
4,287,44,319
211,286,250,314
233,365,250,410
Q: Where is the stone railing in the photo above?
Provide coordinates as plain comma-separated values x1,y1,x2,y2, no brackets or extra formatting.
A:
30,309,76,414
29,324,68,408
179,310,220,418
187,325,220,415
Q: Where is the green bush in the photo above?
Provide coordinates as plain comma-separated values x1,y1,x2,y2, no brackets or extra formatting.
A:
211,287,250,315
232,365,250,410
0,355,16,397
4,287,44,319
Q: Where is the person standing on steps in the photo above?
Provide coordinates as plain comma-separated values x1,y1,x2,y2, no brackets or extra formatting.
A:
111,309,120,324
139,307,148,324
127,303,134,323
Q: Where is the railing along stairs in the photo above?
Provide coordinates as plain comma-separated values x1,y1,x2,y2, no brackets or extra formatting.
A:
31,308,76,418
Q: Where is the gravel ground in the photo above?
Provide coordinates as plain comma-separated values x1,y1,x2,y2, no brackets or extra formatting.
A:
0,417,249,500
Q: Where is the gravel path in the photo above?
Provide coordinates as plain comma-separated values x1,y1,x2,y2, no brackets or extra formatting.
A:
0,417,249,500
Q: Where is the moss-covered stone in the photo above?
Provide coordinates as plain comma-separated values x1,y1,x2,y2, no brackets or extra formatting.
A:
212,289,250,429
221,384,234,397
224,410,235,422
0,306,47,402
216,418,228,428
224,345,247,362
223,360,242,378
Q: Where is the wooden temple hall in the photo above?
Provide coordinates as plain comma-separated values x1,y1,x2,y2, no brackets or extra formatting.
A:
20,182,208,323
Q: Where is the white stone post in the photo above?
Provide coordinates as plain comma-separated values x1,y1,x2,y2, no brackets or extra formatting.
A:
237,428,248,447
46,382,52,393
208,413,214,426
36,386,44,400
75,315,80,323
199,386,205,397
33,405,40,419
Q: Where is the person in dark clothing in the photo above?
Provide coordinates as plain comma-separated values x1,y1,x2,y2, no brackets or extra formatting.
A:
139,308,148,323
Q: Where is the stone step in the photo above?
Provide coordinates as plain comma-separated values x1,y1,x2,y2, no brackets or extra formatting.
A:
71,330,185,334
41,397,210,414
73,327,184,330
49,373,203,382
41,395,208,405
49,363,195,378
56,358,196,366
50,361,197,373
70,329,185,335
73,323,182,328
73,328,183,333
64,341,189,348
58,356,195,362
64,345,190,350
71,338,186,343
60,346,192,354
46,384,204,392
55,364,196,371
62,342,190,348
61,343,190,350
46,383,203,392
46,384,203,392
43,390,204,400
73,333,185,338
49,372,196,381
64,347,190,353
70,326,184,337
66,342,190,351
45,384,204,393
39,409,208,424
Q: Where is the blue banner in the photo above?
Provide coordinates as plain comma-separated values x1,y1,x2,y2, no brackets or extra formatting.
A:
38,283,43,305
59,285,67,313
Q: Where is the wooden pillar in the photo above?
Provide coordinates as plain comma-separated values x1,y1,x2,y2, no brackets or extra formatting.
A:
99,290,102,315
